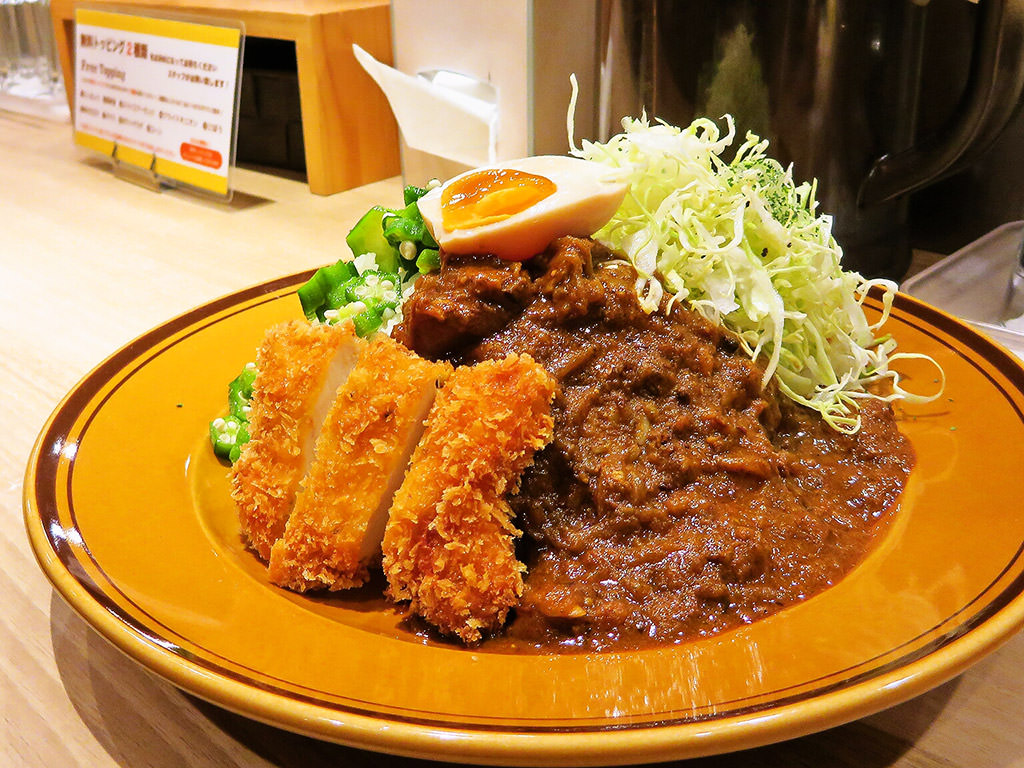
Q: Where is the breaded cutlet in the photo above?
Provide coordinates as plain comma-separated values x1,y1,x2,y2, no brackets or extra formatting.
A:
230,320,361,560
382,353,557,643
268,335,451,591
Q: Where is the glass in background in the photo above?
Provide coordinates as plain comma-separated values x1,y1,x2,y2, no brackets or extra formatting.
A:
0,0,62,99
0,0,19,89
31,0,59,91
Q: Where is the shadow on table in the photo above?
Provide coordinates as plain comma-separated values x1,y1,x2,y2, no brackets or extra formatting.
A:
51,591,959,768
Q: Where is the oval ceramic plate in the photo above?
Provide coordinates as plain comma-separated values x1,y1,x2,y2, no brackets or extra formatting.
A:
24,273,1024,766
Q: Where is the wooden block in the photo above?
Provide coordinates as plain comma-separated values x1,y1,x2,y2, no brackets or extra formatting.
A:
50,0,400,195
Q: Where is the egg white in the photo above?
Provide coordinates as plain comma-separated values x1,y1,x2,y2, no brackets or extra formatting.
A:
417,155,629,261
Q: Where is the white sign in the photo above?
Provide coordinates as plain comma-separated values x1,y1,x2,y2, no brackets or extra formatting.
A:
74,9,242,197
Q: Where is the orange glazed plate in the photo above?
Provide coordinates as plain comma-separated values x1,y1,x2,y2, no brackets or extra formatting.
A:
23,272,1024,766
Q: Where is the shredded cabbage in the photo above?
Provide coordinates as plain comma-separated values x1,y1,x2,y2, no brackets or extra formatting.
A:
570,102,942,433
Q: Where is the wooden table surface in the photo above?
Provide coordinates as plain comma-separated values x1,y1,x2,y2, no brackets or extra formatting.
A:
2,111,1023,768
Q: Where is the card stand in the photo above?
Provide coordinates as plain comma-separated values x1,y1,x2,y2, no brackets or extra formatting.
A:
50,0,400,195
110,142,166,192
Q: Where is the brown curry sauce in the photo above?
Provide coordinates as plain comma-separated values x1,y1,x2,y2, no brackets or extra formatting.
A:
393,237,914,651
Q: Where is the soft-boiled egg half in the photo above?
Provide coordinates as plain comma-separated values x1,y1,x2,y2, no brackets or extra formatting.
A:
416,155,629,261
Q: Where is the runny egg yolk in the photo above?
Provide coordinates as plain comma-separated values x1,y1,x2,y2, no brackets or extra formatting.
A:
440,168,556,231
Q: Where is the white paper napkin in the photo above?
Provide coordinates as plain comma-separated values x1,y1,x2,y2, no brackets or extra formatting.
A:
352,44,498,168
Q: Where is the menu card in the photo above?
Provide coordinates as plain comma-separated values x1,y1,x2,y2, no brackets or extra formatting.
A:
73,8,243,198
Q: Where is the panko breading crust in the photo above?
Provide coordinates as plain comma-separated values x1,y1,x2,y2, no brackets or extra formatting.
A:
268,335,451,591
230,320,359,560
382,353,557,642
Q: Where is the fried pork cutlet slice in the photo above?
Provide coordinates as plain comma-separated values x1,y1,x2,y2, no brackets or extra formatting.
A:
268,335,452,591
382,354,557,643
230,320,361,561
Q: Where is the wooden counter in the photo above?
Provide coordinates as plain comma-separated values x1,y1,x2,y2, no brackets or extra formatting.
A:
2,112,1023,768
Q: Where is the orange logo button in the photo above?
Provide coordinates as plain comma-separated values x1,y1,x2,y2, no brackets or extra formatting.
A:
180,142,222,169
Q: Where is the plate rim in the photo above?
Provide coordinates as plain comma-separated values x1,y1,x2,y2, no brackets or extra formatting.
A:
22,273,1024,766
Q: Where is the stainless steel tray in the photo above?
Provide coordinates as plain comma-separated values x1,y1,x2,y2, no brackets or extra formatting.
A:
902,221,1024,361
